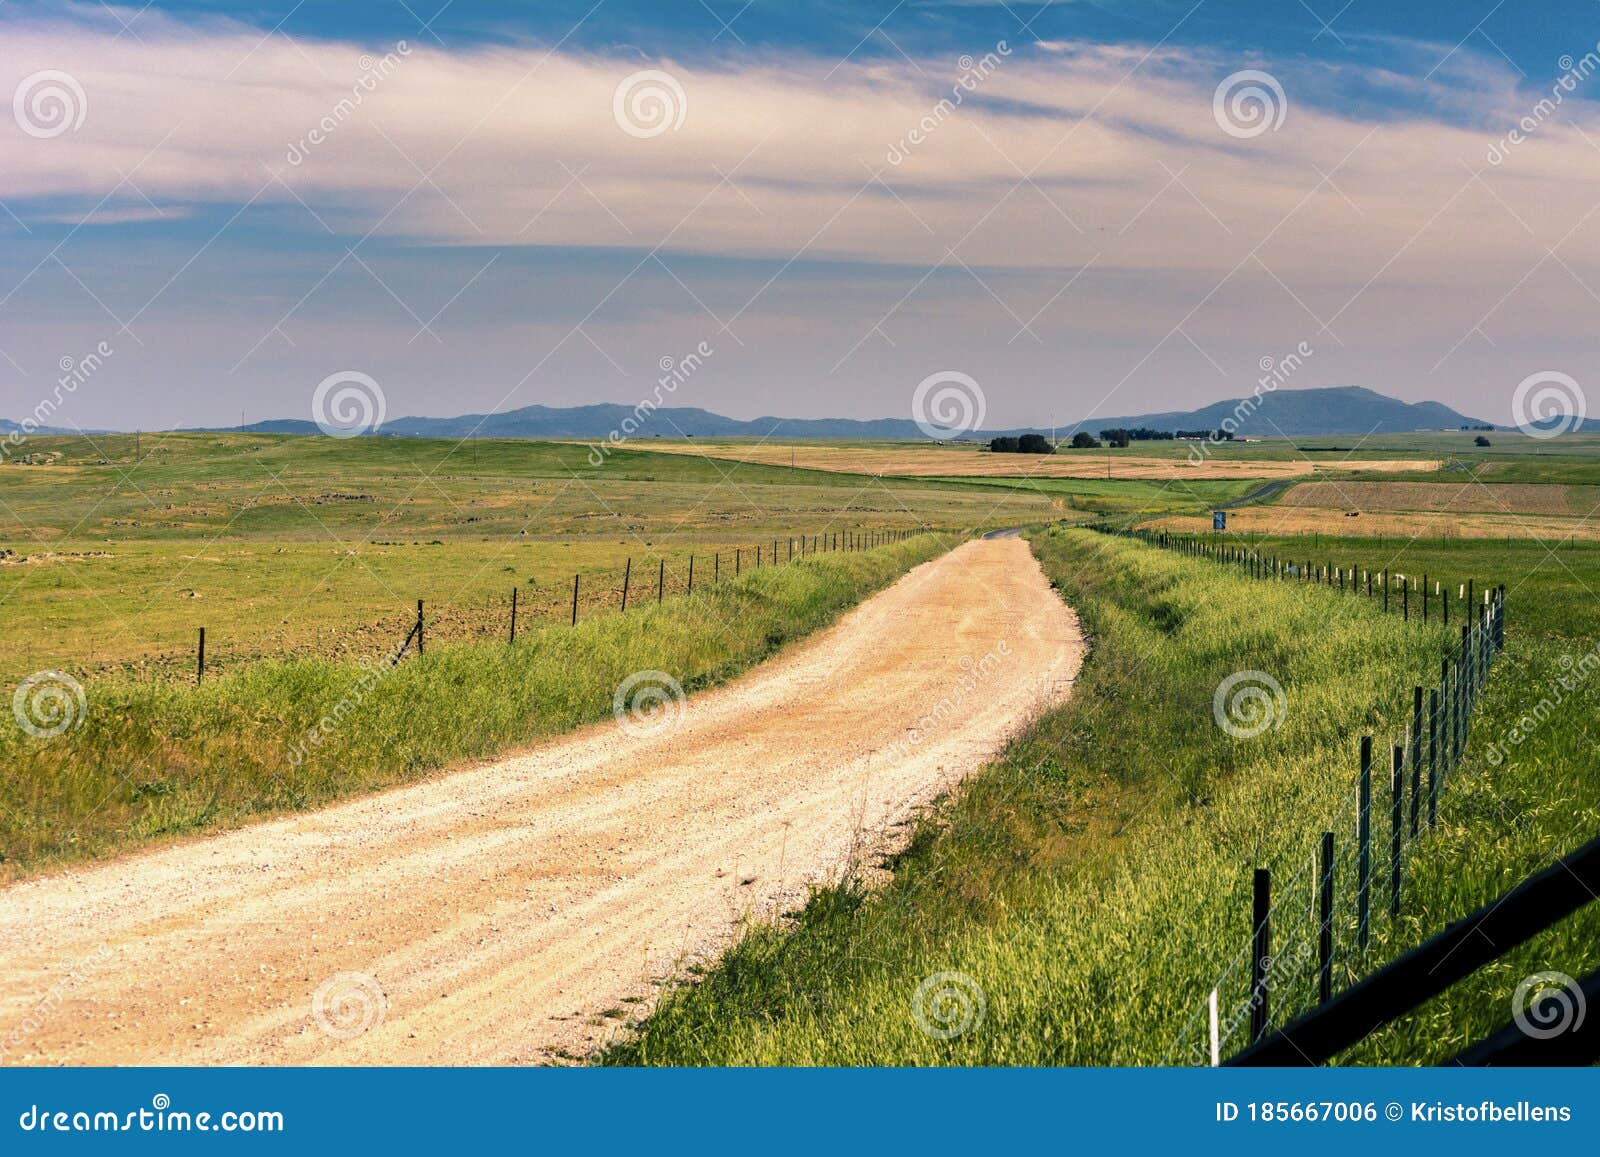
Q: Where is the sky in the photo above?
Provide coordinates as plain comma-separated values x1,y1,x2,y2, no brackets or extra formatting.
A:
2,0,1599,432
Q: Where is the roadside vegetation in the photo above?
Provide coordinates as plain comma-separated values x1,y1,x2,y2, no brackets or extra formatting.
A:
0,534,946,879
610,527,1599,1065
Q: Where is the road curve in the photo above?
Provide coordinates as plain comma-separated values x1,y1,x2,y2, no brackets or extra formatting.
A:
0,535,1084,1065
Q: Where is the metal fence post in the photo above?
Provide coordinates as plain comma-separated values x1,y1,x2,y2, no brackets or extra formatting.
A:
1251,868,1272,1043
1410,686,1423,837
1358,736,1372,950
571,574,579,626
416,600,424,655
1319,831,1335,1004
1390,744,1404,918
1428,688,1440,829
509,587,517,644
621,558,631,611
197,627,205,685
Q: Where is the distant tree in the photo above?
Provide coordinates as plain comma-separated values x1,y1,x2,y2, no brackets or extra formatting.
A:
1100,428,1132,448
989,436,1020,453
1474,435,1491,447
1069,431,1101,449
1016,433,1054,454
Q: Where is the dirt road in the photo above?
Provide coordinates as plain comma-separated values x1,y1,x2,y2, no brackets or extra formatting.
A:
0,535,1084,1065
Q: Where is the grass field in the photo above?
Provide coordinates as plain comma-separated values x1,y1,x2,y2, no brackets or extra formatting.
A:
0,533,948,879
8,429,1600,1064
608,526,1599,1065
0,433,1063,683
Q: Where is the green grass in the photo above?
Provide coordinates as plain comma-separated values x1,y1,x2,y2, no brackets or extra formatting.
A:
0,534,947,879
607,527,1599,1065
0,433,1053,682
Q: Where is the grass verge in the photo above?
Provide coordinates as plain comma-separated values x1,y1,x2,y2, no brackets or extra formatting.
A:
0,534,948,880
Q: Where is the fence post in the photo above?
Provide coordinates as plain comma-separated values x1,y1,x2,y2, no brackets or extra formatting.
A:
509,587,517,644
572,574,579,626
1383,572,1389,613
1404,580,1409,622
621,559,632,611
658,558,665,604
1358,736,1372,950
1319,830,1335,1004
1390,744,1404,918
416,600,424,655
1428,687,1440,829
1251,867,1272,1044
688,554,695,596
736,549,741,576
197,627,205,685
1410,686,1423,837
1423,573,1429,623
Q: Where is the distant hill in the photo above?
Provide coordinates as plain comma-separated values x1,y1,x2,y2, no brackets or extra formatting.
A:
227,404,926,440
14,385,1496,442
1064,386,1491,438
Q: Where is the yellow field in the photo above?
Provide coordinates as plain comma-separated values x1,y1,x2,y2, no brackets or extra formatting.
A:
1278,480,1600,518
1149,506,1600,542
642,442,1442,481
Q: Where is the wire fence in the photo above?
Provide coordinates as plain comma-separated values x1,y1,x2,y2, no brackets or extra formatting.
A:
1158,580,1506,1066
152,527,922,686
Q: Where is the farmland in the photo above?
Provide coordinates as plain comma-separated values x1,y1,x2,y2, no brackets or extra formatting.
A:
3,429,1598,1066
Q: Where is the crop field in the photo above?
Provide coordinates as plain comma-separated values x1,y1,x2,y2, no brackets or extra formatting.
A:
641,439,1444,480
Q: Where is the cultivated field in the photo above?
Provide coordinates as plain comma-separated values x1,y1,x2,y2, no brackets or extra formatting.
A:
643,439,1443,480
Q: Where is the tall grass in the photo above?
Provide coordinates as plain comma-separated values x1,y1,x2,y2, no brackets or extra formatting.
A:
608,526,1468,1065
0,535,947,879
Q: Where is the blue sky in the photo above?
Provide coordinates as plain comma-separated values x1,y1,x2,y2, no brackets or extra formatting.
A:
3,0,1599,431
